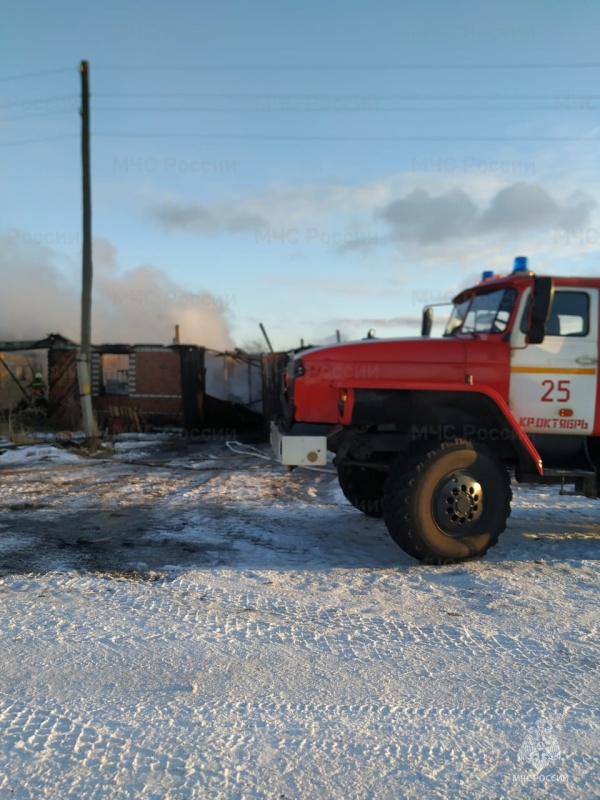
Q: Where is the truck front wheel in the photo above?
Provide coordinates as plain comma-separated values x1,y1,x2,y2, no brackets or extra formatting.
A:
382,439,511,564
337,463,386,518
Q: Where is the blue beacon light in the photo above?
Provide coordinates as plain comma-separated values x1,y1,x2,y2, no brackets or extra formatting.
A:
513,256,529,273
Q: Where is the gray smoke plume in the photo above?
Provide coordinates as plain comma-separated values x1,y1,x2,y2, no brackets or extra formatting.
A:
0,232,233,350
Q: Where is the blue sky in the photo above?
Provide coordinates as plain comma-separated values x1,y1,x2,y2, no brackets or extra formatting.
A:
1,0,599,351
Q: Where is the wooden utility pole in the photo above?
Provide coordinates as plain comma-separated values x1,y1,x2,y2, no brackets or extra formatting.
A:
78,60,98,442
81,60,92,364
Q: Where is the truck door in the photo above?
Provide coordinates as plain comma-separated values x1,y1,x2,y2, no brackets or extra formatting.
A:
509,287,598,435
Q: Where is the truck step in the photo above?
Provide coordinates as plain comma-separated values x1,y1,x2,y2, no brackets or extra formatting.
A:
543,468,596,478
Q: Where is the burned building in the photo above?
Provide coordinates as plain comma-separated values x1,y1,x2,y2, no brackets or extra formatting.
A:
0,335,288,437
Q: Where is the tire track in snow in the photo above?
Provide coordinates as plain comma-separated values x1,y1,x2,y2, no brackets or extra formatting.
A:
0,692,595,800
2,572,597,716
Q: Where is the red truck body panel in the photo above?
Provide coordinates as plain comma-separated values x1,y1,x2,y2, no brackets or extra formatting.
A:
295,336,511,424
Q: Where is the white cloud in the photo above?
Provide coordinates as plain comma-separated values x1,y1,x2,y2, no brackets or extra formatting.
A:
140,177,596,254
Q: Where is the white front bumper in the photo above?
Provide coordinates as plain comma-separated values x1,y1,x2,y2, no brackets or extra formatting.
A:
270,422,328,466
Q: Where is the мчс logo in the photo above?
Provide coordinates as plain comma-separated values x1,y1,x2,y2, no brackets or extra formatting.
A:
517,720,561,773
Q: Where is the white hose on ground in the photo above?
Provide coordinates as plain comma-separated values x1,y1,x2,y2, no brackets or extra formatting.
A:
225,441,336,474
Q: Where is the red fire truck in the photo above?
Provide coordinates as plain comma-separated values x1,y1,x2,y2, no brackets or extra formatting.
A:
271,257,599,563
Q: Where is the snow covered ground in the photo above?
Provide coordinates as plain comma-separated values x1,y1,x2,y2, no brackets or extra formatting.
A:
0,435,598,798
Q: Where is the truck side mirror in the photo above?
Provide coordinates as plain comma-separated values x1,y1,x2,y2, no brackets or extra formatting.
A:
527,276,554,345
422,307,433,337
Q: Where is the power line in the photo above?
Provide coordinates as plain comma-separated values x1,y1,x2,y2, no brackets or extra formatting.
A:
0,68,73,82
92,132,600,142
94,63,600,71
93,92,600,101
2,109,77,122
91,105,600,113
0,94,77,109
0,134,78,148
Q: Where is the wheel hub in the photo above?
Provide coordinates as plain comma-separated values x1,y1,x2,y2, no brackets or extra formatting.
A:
433,471,484,536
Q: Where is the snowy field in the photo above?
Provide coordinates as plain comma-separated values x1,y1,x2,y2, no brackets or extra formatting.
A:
0,435,598,799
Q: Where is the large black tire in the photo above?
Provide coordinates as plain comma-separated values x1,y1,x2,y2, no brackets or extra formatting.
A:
382,439,511,564
337,463,387,518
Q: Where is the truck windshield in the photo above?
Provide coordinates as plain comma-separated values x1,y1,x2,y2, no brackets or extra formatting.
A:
444,288,517,336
